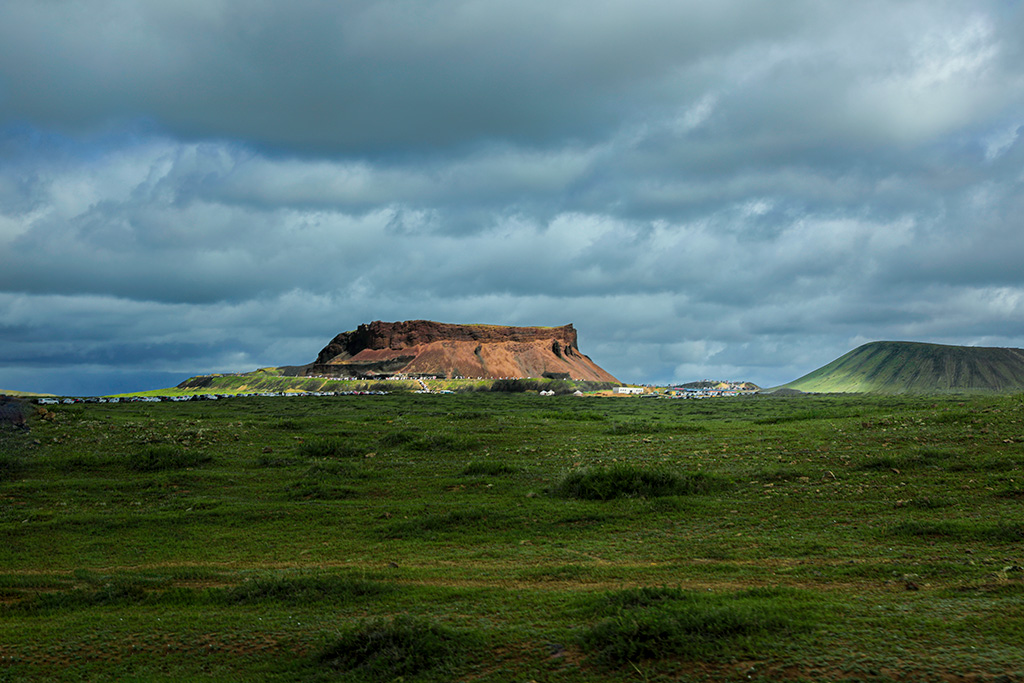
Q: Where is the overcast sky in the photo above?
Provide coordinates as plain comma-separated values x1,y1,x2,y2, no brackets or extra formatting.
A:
3,1,1024,395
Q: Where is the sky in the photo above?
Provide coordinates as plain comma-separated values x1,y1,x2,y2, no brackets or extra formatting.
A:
3,1,1024,395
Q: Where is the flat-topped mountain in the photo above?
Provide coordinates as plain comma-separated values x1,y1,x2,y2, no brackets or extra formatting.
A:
780,341,1024,394
306,320,620,382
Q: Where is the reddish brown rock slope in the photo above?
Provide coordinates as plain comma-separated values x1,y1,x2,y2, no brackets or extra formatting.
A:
306,320,620,382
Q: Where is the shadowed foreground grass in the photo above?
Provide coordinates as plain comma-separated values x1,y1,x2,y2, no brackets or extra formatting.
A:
2,391,1024,680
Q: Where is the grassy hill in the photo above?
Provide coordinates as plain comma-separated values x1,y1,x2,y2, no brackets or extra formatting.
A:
781,341,1024,394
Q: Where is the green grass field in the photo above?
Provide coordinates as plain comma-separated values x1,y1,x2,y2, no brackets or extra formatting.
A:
2,392,1024,681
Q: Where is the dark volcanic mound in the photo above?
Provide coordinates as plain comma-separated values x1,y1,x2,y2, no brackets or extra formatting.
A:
306,320,620,382
781,341,1024,394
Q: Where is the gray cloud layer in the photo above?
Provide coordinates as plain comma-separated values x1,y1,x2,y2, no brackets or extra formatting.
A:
2,1,1024,394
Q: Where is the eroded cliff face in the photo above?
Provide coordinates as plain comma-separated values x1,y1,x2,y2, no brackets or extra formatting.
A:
307,320,618,382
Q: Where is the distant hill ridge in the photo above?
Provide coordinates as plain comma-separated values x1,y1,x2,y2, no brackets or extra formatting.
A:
781,341,1024,394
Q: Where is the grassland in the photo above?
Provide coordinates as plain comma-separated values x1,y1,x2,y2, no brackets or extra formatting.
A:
2,392,1024,681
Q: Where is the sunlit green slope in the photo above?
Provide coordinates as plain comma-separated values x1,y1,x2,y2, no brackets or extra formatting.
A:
781,341,1024,394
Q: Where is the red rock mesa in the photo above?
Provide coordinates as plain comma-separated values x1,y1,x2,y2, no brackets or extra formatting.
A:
306,320,619,382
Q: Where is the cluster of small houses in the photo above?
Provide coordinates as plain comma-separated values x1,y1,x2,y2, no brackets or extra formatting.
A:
33,390,387,405
614,384,757,398
12,380,755,407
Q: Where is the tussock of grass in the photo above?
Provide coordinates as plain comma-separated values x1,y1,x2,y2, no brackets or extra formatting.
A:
461,460,517,476
536,409,607,422
8,576,156,613
0,453,24,480
519,564,590,582
451,410,490,420
215,574,390,606
380,430,478,452
298,437,365,459
380,430,417,447
407,433,478,453
859,448,956,472
126,445,212,472
932,410,975,424
317,615,472,680
756,465,811,481
579,586,816,666
900,496,953,510
382,508,506,539
605,420,707,435
888,520,1024,542
284,481,359,500
304,460,368,478
753,410,830,425
551,464,730,500
947,455,1022,472
254,453,301,468
7,574,390,614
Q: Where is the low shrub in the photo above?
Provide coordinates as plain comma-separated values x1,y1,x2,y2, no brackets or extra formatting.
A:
408,433,477,453
579,586,815,666
551,464,730,500
605,420,707,435
756,466,810,482
125,445,212,472
462,461,517,476
215,574,390,606
284,481,359,501
304,460,368,478
859,448,955,472
382,508,505,539
380,430,417,447
298,437,364,459
317,615,471,680
888,520,1024,542
254,453,301,468
537,410,607,422
0,453,24,481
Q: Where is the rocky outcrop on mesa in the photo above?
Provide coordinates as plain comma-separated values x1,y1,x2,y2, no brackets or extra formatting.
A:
306,320,620,382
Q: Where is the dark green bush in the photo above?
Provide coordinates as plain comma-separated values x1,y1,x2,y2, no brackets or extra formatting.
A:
382,508,504,539
551,464,730,500
605,420,707,435
408,433,477,453
888,520,1024,542
580,587,814,666
0,453,24,481
254,453,301,468
317,616,471,679
298,437,364,459
380,431,417,447
284,481,358,501
462,461,517,476
860,448,955,472
126,445,212,472
215,574,389,606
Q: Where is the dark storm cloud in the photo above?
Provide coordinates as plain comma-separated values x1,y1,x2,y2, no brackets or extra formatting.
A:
2,1,1024,394
0,0,816,153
